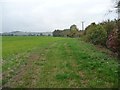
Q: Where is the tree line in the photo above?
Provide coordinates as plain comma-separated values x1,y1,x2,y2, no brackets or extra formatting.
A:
53,25,84,38
52,1,120,58
53,20,120,58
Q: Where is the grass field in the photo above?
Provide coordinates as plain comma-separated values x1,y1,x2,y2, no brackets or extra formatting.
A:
2,36,119,88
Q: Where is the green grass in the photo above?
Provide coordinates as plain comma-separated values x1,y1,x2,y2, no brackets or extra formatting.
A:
2,36,64,58
2,36,119,88
2,36,64,70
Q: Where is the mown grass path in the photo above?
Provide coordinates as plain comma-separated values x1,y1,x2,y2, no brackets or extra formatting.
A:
2,37,118,88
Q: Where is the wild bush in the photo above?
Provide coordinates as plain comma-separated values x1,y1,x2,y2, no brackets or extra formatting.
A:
86,24,107,46
106,29,118,53
106,20,120,57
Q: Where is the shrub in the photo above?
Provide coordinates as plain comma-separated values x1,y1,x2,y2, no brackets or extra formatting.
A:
106,20,120,57
86,24,107,46
106,29,118,53
100,20,116,37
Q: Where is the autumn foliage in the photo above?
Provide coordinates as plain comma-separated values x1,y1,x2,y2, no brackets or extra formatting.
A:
106,29,119,53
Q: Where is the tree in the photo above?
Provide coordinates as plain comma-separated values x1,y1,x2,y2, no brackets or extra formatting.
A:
69,24,79,37
53,30,62,37
70,25,78,31
40,33,43,36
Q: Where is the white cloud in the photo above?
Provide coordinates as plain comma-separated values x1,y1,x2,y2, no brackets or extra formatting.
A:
0,5,2,33
1,0,116,32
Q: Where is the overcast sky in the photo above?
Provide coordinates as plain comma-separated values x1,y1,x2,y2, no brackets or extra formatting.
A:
0,0,117,33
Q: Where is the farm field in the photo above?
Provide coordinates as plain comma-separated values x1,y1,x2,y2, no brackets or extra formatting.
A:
2,36,119,88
